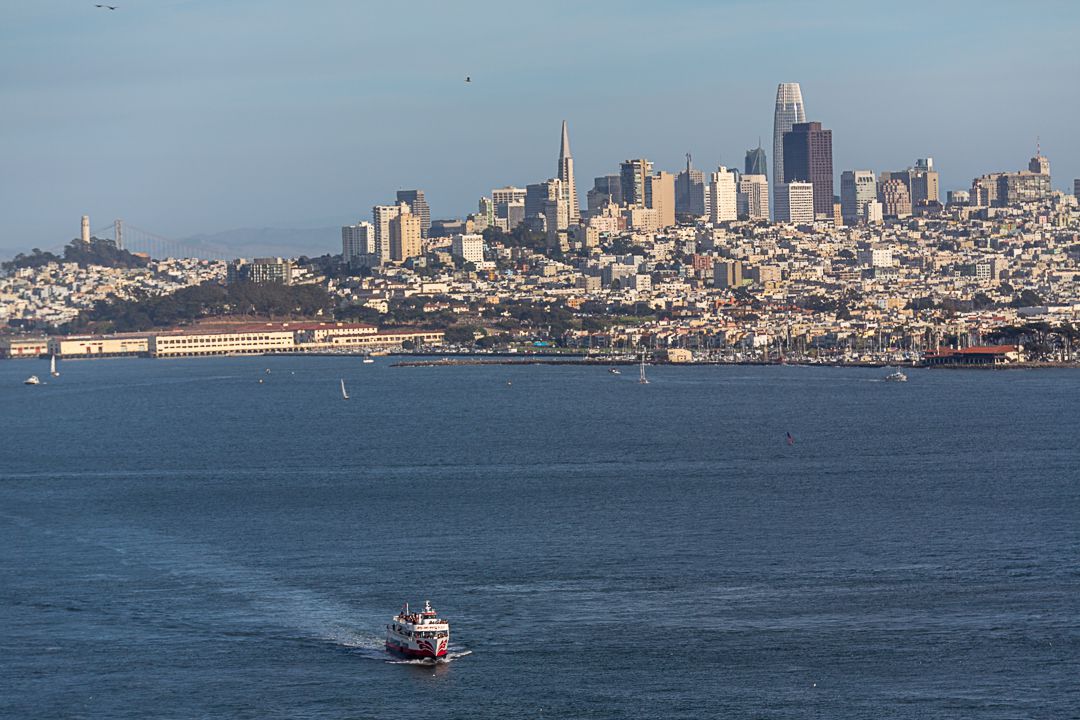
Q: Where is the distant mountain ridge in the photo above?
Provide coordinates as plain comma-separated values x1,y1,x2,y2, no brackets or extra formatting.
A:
179,226,342,259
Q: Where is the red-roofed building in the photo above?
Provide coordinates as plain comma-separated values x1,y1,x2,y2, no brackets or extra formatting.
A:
922,345,1022,366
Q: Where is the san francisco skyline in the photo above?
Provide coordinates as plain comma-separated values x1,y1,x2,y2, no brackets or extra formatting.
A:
3,0,1078,253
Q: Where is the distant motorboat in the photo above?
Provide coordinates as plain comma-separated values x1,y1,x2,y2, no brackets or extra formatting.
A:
24,375,41,386
362,356,375,364
50,354,59,377
341,378,350,400
608,367,621,375
884,368,908,383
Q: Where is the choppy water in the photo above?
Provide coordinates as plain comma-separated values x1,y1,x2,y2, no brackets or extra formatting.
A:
1,357,1078,718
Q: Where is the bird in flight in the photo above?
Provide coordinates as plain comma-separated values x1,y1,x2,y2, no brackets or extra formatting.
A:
95,4,118,9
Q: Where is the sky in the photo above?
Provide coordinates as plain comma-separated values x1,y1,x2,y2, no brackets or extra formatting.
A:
2,0,1079,255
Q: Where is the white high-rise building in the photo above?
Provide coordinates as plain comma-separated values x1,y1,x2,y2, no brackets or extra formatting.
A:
709,166,738,223
737,174,770,220
775,182,814,223
342,221,374,265
372,204,405,265
772,82,806,219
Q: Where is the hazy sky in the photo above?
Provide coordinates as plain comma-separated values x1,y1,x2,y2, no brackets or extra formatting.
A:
2,0,1078,254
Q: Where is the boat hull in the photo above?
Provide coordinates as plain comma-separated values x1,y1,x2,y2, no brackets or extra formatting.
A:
385,639,448,659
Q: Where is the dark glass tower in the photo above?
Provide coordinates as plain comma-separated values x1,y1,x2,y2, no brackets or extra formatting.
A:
744,145,767,178
782,121,833,218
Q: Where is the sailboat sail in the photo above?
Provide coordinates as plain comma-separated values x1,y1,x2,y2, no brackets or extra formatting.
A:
50,354,59,377
340,379,349,400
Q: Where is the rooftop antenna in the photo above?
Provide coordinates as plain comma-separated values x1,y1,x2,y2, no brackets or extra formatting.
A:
1036,135,1041,157
686,152,692,172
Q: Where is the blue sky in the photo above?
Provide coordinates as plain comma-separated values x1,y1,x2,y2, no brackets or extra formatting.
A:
2,0,1078,253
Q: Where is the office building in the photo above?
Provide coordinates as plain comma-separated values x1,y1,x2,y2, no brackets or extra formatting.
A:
543,178,569,251
395,190,430,238
620,159,653,207
772,82,806,217
645,171,676,228
451,234,484,265
492,186,527,229
745,144,767,178
587,175,623,216
864,200,883,224
737,174,769,220
675,155,707,218
708,166,737,223
878,178,912,217
525,179,561,230
1029,152,1050,176
775,182,814,223
782,121,833,218
389,210,422,262
556,121,580,223
1074,179,1080,198
1000,172,1051,204
342,221,374,265
840,170,876,225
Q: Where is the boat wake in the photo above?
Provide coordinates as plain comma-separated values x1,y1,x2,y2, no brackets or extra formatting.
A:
383,649,473,665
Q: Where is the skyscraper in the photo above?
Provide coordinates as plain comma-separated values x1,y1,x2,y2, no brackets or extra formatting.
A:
745,143,767,179
389,209,423,262
782,121,833,218
675,154,707,219
878,179,912,217
772,82,806,217
840,170,876,225
645,171,676,228
709,167,738,223
557,121,580,223
1029,152,1050,176
395,190,431,238
372,203,404,265
588,175,623,215
342,221,374,265
525,180,561,230
620,159,653,207
737,174,769,220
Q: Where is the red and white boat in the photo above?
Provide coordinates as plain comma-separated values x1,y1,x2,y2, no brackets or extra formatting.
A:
386,600,450,660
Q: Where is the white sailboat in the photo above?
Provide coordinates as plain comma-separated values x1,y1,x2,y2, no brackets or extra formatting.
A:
50,354,59,377
340,378,350,400
638,349,650,385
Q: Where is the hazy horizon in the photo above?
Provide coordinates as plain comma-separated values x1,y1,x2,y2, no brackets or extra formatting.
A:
3,0,1078,255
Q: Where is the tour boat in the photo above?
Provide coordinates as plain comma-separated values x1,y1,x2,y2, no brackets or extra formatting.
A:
24,375,41,385
386,600,450,661
884,368,908,382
